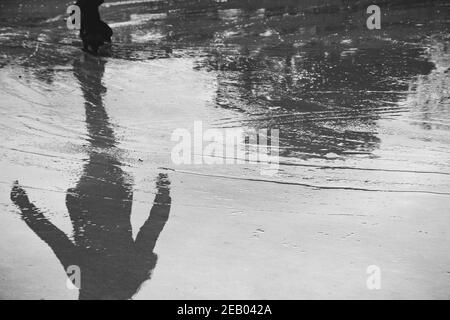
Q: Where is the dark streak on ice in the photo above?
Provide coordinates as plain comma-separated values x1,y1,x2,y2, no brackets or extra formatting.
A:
159,167,450,196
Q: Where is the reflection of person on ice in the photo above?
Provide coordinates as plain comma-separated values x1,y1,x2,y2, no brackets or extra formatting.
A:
76,0,113,55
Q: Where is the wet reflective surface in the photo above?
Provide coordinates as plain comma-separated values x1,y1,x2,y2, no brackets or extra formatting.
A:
9,56,171,300
0,0,450,299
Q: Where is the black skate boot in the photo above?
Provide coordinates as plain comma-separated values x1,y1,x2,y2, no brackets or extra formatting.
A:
76,0,113,56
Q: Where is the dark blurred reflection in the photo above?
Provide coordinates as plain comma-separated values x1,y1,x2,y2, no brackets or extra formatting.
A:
406,41,450,131
11,54,171,300
200,42,435,158
107,1,442,159
183,2,443,159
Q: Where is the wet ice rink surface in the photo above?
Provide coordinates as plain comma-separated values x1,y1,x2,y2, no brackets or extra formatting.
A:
0,0,449,299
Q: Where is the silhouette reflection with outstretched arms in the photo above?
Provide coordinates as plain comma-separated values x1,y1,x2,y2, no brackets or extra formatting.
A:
10,54,171,300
